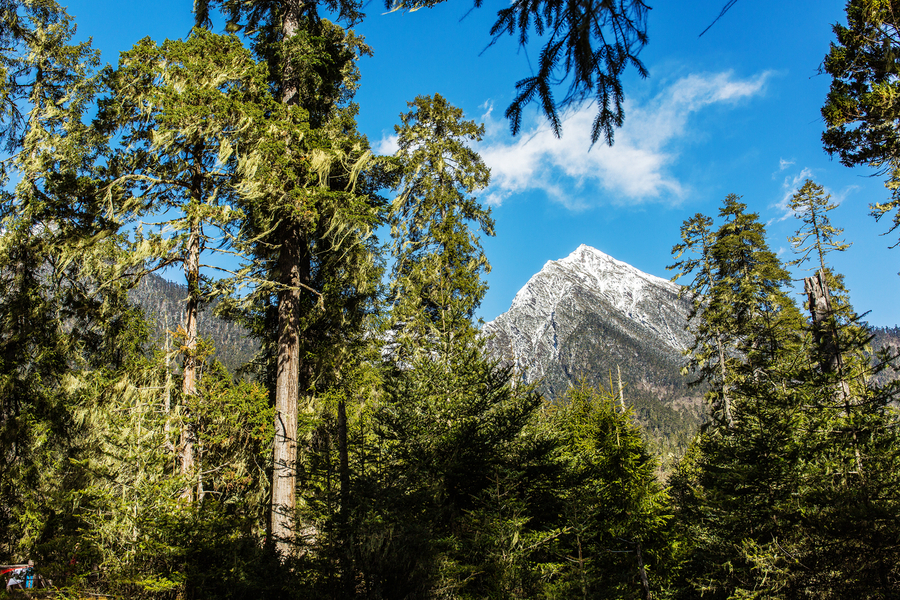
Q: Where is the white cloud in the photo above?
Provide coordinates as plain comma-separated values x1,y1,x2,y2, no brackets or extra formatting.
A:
778,158,795,172
478,70,772,209
374,133,399,156
772,167,860,228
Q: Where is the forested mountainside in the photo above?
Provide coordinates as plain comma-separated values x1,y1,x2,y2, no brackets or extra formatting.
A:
870,326,900,387
484,245,704,466
130,273,258,372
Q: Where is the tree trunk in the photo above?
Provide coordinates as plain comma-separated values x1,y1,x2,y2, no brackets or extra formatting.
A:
338,399,353,598
271,225,302,555
180,212,200,502
804,268,864,477
617,364,626,413
635,542,652,600
269,0,307,556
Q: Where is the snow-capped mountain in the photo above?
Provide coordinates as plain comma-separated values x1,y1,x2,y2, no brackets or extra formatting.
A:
484,245,701,449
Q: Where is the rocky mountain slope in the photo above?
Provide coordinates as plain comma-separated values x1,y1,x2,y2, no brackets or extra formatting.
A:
483,244,704,460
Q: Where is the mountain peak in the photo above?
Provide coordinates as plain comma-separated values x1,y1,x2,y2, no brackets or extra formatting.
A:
482,245,701,465
484,245,692,394
556,244,675,289
503,245,677,318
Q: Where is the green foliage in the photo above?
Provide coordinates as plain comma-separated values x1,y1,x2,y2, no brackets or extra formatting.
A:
2,2,899,599
386,0,649,145
669,191,900,599
788,179,850,271
822,0,900,247
388,93,493,356
542,381,673,599
671,195,803,428
99,28,265,272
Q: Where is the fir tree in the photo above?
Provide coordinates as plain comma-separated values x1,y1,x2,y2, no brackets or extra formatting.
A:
669,196,807,598
387,93,493,355
822,0,900,248
0,0,155,576
99,28,270,499
194,1,381,556
670,212,734,427
356,95,548,597
546,380,672,600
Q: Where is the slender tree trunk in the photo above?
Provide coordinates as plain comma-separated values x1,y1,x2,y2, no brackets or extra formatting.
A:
804,269,864,477
272,225,302,555
635,542,652,600
180,212,200,501
715,331,733,428
617,364,626,412
338,399,353,598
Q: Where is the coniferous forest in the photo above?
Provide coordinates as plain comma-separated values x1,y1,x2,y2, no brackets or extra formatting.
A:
1,0,899,598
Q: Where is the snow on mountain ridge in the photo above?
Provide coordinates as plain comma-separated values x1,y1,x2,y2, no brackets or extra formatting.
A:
482,245,700,446
483,244,692,391
500,244,679,324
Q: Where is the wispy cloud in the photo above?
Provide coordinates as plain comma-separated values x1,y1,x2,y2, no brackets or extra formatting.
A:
773,167,817,222
477,70,772,209
374,133,399,156
778,158,795,172
772,167,860,226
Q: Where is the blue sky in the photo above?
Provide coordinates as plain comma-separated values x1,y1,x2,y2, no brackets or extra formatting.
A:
65,0,900,327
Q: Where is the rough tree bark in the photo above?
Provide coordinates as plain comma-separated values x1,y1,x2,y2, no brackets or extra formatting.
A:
270,0,306,555
179,155,203,502
804,268,864,477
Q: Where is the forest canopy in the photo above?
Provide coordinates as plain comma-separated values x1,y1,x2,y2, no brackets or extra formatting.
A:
0,1,898,599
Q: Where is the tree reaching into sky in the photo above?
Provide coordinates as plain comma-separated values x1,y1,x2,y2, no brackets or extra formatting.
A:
197,0,649,146
670,212,734,427
788,179,850,272
387,93,493,357
99,28,268,500
194,0,380,556
822,0,900,248
0,0,156,569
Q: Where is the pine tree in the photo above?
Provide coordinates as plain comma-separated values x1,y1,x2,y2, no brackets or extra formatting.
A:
784,179,900,597
788,179,849,271
387,93,493,356
352,95,550,597
670,212,734,426
99,28,270,499
546,380,672,600
822,0,900,248
0,0,157,575
668,196,808,598
194,1,380,555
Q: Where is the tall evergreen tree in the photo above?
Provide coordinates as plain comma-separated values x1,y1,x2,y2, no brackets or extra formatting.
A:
0,0,151,571
822,0,900,248
99,28,270,499
788,179,850,272
669,196,808,598
788,178,871,476
670,213,734,427
544,380,672,600
387,93,493,354
195,0,380,555
352,95,548,597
